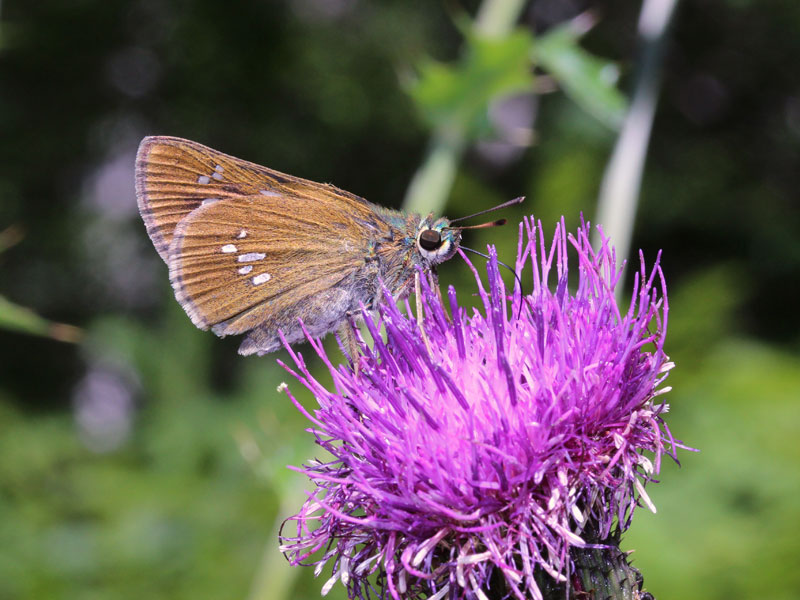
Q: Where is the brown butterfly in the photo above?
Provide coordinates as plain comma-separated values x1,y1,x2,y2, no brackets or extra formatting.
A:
136,136,520,356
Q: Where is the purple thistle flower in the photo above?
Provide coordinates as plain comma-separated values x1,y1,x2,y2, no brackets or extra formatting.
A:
278,217,679,600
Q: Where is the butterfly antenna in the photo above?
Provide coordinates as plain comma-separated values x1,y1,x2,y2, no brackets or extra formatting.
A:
460,245,525,319
450,218,507,231
447,196,524,225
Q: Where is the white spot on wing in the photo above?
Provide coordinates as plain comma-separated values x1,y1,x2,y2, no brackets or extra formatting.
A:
215,164,224,172
212,171,223,180
201,198,219,207
259,189,281,197
238,265,253,275
252,273,271,285
221,244,237,253
238,252,266,262
197,175,211,185
236,229,247,239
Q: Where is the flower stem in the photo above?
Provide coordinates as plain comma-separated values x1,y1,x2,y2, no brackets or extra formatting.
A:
483,525,655,599
568,541,654,600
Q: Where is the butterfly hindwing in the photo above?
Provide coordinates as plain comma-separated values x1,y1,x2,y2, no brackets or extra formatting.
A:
168,186,397,354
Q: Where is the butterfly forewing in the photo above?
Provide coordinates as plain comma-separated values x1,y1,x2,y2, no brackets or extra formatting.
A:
136,136,375,262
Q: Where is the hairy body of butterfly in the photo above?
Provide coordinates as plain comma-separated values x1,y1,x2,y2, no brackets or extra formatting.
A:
135,136,461,356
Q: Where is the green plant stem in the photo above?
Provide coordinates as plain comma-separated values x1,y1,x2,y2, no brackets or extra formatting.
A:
474,0,528,38
247,466,313,600
403,131,465,217
402,0,527,216
0,294,82,342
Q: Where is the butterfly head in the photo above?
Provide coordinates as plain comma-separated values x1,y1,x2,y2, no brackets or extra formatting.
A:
415,216,461,266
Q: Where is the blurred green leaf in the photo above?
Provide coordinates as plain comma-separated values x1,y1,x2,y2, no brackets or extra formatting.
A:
409,29,535,142
0,294,81,342
664,264,747,366
626,339,800,600
532,24,627,129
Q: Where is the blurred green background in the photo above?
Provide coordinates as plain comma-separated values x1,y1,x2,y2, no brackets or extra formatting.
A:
1,1,799,599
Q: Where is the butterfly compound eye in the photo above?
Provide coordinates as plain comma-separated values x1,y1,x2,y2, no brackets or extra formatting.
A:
418,229,443,251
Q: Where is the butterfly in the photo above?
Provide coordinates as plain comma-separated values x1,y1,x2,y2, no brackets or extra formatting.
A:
136,136,520,356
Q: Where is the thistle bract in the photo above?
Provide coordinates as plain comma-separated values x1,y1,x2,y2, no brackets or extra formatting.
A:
279,217,677,600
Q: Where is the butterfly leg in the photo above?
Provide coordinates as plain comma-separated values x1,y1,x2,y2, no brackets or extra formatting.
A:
338,318,362,375
428,267,451,323
414,271,433,357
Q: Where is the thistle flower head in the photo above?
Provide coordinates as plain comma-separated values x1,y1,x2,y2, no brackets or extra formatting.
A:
279,217,677,600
